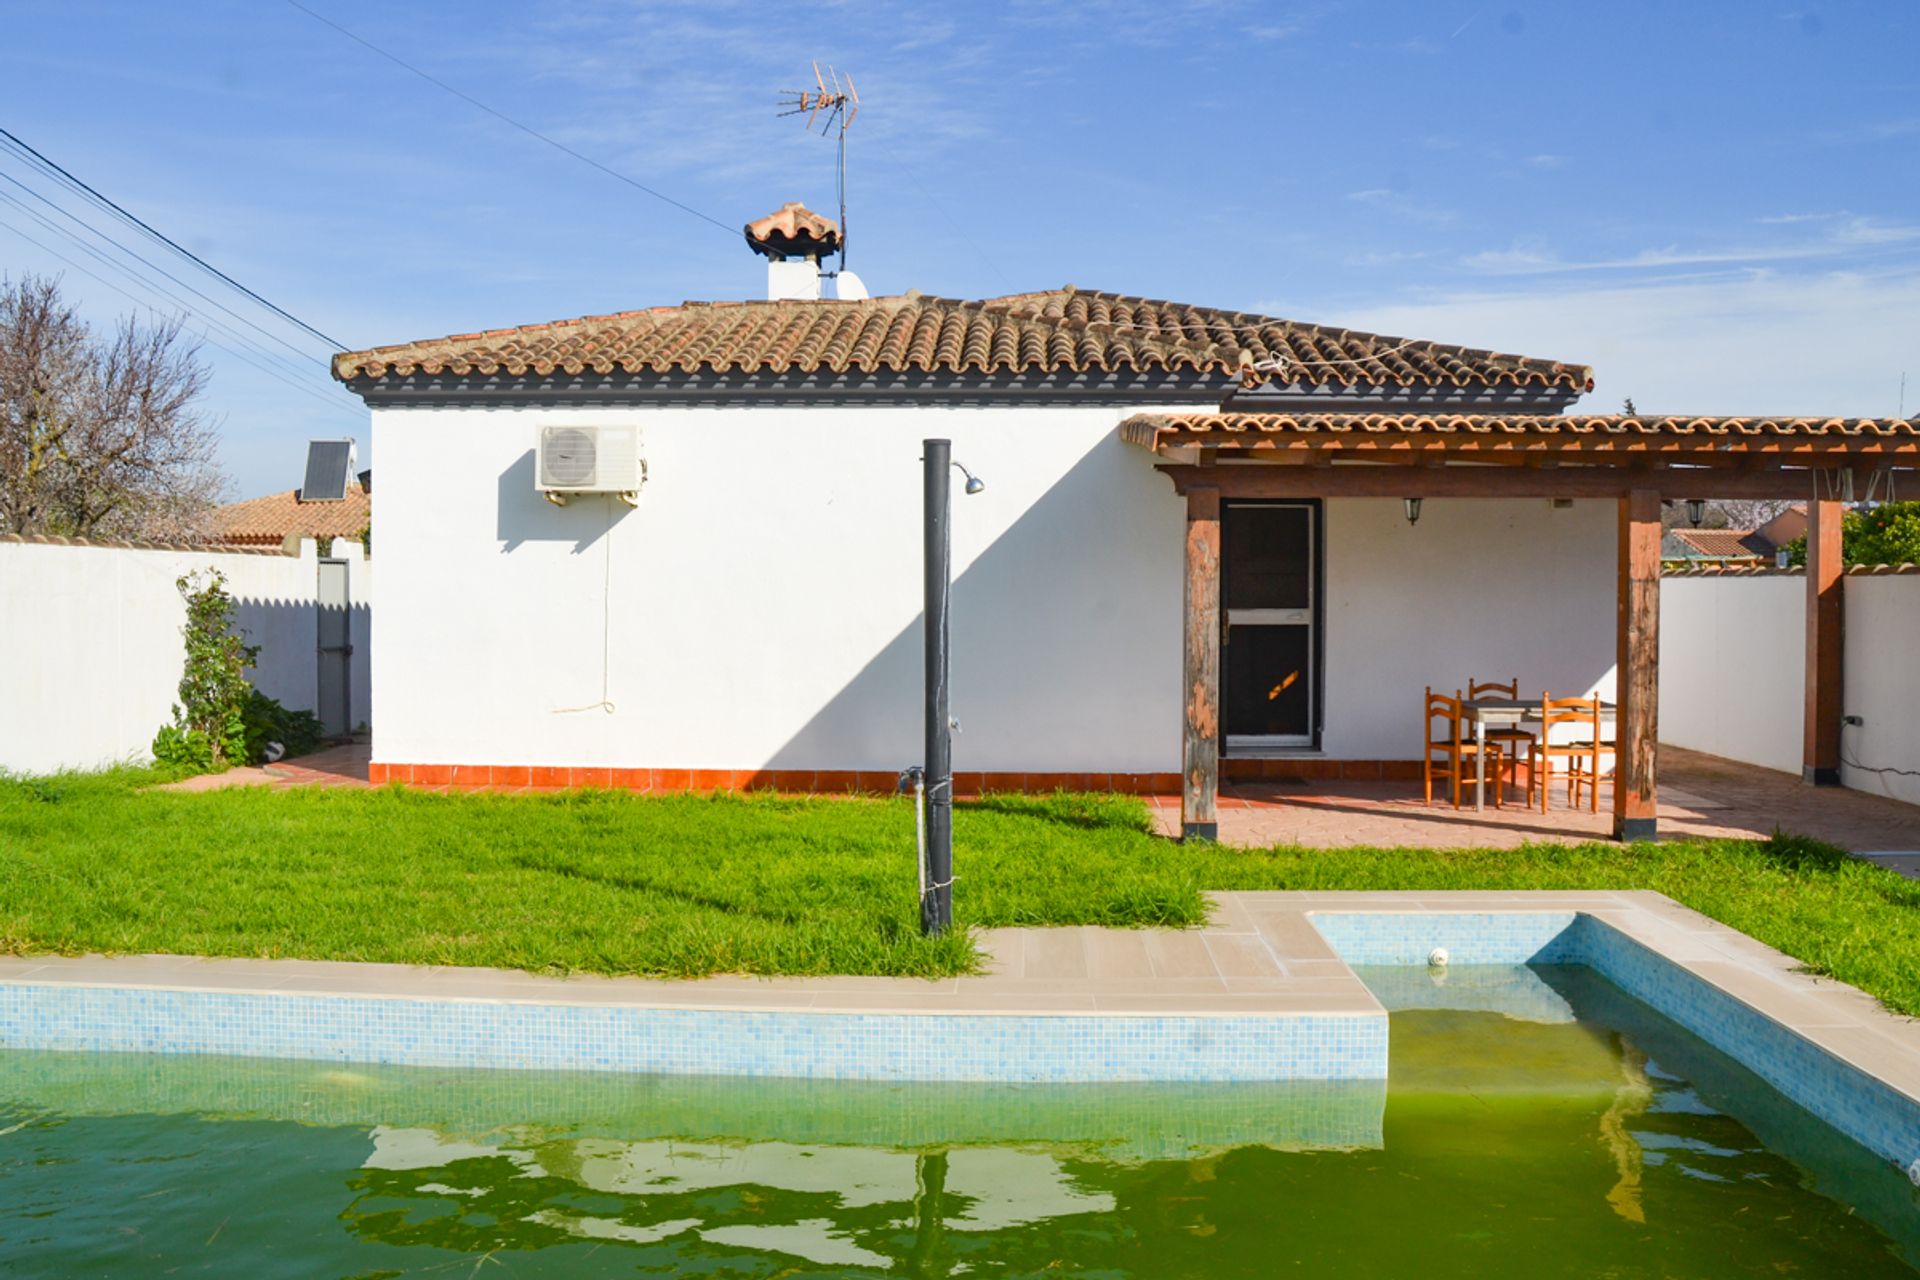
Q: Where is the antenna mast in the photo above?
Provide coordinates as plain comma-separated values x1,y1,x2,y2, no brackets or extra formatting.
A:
777,62,859,271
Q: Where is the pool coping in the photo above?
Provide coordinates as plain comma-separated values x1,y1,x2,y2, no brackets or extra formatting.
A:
3,890,1919,1119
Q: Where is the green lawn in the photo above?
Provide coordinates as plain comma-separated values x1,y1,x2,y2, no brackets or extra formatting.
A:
4,769,1919,1015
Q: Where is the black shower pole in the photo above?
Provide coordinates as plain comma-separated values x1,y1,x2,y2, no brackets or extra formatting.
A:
921,438,954,937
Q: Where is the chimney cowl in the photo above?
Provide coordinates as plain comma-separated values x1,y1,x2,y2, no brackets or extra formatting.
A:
744,200,841,262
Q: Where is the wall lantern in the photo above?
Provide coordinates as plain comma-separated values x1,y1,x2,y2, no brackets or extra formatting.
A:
1404,497,1423,526
1685,499,1706,527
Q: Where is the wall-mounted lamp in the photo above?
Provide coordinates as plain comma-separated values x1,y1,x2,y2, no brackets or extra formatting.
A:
1685,499,1706,527
953,461,985,495
1404,497,1423,526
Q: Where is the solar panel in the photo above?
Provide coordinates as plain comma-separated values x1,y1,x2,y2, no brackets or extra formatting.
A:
299,440,356,502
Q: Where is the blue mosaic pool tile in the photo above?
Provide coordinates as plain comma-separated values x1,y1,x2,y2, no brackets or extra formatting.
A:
0,986,1388,1084
1574,917,1920,1176
1307,908,1920,1177
1307,912,1581,966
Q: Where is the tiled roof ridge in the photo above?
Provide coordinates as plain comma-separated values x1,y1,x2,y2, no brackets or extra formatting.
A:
0,532,297,556
1129,412,1920,436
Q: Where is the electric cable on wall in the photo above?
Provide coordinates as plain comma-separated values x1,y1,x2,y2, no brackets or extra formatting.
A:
552,495,618,715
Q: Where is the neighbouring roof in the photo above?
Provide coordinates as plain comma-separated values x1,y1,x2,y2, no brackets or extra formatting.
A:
1665,528,1773,560
330,286,1595,392
213,483,370,547
1121,413,1920,444
744,201,841,260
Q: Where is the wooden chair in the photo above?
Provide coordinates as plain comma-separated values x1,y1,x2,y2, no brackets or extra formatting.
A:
1528,693,1613,813
1424,687,1505,810
1468,676,1534,805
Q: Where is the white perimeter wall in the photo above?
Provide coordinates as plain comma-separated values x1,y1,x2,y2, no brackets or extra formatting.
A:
0,539,371,775
1660,575,1807,775
1660,572,1920,806
374,404,1620,773
1842,576,1920,807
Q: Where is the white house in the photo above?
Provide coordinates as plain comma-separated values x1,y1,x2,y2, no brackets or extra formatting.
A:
334,202,1914,840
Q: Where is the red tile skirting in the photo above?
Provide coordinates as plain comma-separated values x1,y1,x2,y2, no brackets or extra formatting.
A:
367,763,1421,797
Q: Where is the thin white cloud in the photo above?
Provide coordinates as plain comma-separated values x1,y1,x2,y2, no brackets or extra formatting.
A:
1462,216,1920,274
1523,153,1568,169
1327,267,1920,417
1345,188,1458,226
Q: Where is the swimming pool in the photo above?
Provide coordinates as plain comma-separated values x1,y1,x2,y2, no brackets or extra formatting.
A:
4,964,1916,1276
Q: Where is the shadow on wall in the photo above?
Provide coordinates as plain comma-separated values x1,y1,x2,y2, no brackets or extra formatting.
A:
195,596,373,731
762,434,1180,774
497,450,631,553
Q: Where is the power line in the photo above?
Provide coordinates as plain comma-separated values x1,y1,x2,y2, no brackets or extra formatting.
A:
0,209,362,420
0,165,329,374
283,0,738,238
0,126,345,349
0,172,343,396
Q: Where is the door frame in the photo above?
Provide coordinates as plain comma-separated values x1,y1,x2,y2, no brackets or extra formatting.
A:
1220,498,1325,755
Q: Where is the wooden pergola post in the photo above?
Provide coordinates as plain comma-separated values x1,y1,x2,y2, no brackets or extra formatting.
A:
1804,490,1845,785
1182,485,1222,841
1614,488,1661,841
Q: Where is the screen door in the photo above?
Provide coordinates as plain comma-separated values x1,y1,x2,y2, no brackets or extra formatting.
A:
1222,501,1318,751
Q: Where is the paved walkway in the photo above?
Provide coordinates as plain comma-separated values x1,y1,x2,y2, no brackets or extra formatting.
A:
1148,746,1920,857
158,739,371,793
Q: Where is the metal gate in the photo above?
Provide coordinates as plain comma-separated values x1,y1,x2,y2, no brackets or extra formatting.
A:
316,558,352,737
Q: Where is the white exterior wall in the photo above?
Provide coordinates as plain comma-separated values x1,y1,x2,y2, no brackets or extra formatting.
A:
1659,575,1806,775
0,539,371,774
374,404,1620,773
1660,572,1920,805
1320,497,1619,758
1842,576,1920,807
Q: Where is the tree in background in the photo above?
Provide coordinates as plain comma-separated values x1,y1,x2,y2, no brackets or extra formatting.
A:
0,274,225,539
1784,502,1920,567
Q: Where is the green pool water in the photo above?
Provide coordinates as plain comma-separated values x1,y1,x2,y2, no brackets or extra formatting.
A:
3,966,1917,1277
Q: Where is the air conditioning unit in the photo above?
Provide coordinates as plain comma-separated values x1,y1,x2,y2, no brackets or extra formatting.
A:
536,425,645,506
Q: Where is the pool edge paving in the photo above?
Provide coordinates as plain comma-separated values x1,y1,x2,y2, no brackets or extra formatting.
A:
3,889,1920,1176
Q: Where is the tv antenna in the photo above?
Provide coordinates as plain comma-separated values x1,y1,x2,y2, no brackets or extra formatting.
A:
777,62,859,270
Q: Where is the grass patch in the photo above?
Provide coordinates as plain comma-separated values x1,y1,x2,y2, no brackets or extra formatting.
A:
4,771,1918,1014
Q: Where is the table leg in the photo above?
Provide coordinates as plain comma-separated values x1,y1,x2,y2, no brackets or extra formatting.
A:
1475,718,1487,812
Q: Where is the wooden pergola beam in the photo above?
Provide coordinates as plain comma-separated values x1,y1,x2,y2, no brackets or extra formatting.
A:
1182,485,1222,841
1804,491,1845,785
1615,490,1662,841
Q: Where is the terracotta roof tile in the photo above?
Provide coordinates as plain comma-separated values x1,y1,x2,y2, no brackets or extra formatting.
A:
1124,413,1920,441
1666,528,1773,559
984,289,1592,391
331,286,1592,392
213,485,370,546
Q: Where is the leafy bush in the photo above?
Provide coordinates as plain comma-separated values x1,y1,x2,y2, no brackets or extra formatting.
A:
1784,500,1920,567
151,723,219,774
148,572,333,773
241,690,324,762
152,571,256,772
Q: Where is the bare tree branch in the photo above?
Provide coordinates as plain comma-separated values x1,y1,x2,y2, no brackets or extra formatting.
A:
0,274,225,538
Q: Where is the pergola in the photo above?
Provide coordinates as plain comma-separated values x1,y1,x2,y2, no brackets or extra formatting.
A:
1120,413,1920,842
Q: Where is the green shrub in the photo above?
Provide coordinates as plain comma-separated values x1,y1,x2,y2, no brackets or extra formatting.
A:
1784,500,1920,567
241,690,324,762
151,571,256,772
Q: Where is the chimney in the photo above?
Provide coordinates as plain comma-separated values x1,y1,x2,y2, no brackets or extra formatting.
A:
744,201,842,301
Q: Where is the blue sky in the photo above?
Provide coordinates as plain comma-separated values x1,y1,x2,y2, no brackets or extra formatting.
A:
5,0,1917,496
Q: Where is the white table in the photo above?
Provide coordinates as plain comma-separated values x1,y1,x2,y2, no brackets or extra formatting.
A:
1461,698,1617,812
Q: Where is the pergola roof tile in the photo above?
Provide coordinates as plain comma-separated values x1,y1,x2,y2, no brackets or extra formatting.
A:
1127,413,1920,440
